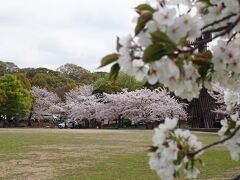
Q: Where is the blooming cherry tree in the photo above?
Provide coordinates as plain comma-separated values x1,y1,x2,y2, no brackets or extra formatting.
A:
30,86,64,121
100,0,240,179
65,85,101,124
65,87,187,127
65,85,95,112
100,89,187,124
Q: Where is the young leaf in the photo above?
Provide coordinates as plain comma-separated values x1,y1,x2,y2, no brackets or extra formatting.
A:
193,51,212,63
143,44,166,63
99,53,119,68
151,30,176,48
109,63,120,80
197,0,210,4
135,4,156,14
116,36,122,52
135,12,152,36
197,60,213,81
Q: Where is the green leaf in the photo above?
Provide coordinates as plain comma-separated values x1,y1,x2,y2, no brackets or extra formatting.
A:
143,44,166,63
176,56,185,72
109,63,120,80
135,12,152,36
135,4,155,14
143,39,176,63
116,36,122,52
99,53,119,69
197,0,210,4
151,30,176,48
192,51,213,81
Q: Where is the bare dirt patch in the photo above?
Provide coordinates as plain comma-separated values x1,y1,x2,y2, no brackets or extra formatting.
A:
0,159,54,180
26,144,103,160
0,144,102,180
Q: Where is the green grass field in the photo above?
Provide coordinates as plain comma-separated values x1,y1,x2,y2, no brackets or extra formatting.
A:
0,129,239,180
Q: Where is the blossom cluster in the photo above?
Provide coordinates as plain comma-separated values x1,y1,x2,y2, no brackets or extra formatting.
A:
116,0,205,100
199,0,240,33
218,112,240,161
224,89,240,112
102,0,240,101
209,84,240,161
212,38,240,92
149,117,203,179
210,84,240,161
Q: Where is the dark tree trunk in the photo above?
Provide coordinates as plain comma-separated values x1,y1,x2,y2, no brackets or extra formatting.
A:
3,116,10,128
2,116,6,128
0,116,3,128
117,115,122,129
14,118,18,127
90,120,92,128
28,107,33,127
117,119,120,129
64,120,67,129
85,120,89,128
93,120,97,128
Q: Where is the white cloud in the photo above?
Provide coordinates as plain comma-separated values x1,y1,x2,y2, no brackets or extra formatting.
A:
0,0,144,72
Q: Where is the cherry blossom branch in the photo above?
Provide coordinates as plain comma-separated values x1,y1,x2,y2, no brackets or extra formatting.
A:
188,125,240,158
227,31,240,44
176,15,240,55
202,24,230,34
190,15,240,46
201,13,237,30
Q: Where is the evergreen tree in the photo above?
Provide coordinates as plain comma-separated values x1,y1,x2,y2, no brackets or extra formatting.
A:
0,74,32,127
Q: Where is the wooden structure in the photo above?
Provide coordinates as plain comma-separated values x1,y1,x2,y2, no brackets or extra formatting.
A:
187,32,221,128
187,88,219,128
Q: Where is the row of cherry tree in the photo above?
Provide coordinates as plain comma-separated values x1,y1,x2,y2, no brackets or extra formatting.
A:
30,85,187,126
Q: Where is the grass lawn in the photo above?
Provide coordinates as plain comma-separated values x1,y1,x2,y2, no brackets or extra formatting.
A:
0,129,239,180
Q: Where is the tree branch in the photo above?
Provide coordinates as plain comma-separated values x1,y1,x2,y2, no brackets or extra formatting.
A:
202,13,237,30
185,15,240,52
188,125,240,157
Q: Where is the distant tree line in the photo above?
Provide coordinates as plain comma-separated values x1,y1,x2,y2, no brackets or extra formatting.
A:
0,61,147,127
30,85,187,129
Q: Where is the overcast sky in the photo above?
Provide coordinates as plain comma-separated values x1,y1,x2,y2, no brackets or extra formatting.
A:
0,0,144,72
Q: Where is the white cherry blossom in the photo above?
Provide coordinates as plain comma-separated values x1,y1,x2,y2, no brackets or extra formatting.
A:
150,117,203,179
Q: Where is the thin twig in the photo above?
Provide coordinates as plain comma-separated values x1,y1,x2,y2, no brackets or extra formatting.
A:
189,16,240,46
227,32,240,44
202,13,237,30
